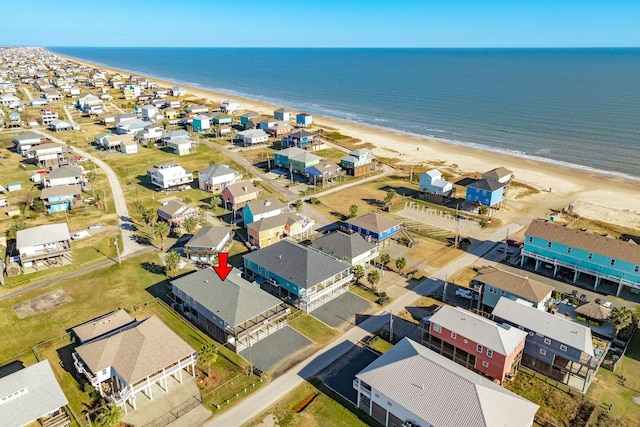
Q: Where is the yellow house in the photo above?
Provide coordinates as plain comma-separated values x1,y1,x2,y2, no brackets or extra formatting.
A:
247,213,314,249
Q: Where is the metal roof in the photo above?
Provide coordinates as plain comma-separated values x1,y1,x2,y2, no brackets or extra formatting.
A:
492,297,594,356
356,338,538,427
16,223,70,250
430,305,527,355
171,268,284,327
0,360,69,427
243,240,351,289
474,267,554,303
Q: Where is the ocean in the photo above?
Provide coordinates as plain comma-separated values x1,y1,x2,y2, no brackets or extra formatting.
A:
48,47,640,179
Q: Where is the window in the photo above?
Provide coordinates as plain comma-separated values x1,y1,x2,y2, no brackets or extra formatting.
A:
547,242,552,248
482,361,489,368
560,344,568,351
528,236,533,243
567,247,572,254
611,259,616,266
487,349,493,358
635,265,639,273
544,338,551,345
433,324,442,333
477,344,483,353
529,331,534,336
540,349,547,356
451,332,457,339
588,253,593,259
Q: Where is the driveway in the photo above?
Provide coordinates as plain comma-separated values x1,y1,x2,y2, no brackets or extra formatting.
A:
239,326,312,372
311,291,374,329
320,345,379,403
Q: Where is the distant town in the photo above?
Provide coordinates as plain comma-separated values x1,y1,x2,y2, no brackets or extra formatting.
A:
1,46,639,427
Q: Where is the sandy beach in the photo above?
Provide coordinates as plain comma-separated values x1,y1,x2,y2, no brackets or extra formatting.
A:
62,54,640,230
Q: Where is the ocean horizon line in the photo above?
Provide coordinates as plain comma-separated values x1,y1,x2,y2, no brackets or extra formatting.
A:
45,46,640,50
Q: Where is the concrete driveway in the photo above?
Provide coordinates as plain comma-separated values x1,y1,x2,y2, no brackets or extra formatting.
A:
239,326,312,372
321,345,379,403
311,291,374,329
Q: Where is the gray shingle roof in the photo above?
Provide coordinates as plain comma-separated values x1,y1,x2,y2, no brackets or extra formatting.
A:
429,305,527,356
41,184,81,199
492,297,594,356
311,231,377,260
356,338,538,427
467,178,505,191
16,223,70,250
345,212,402,234
246,213,302,233
243,240,351,289
171,268,284,327
46,165,83,179
474,267,554,303
245,197,287,216
0,360,69,427
185,226,232,249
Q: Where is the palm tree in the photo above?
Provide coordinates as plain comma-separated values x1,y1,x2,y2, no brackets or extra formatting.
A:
380,253,391,271
210,196,221,210
395,257,407,273
384,189,396,206
610,306,635,337
155,221,170,250
165,251,182,277
143,207,157,233
348,204,358,218
353,265,365,285
94,404,124,427
199,343,218,369
182,216,199,234
367,269,380,291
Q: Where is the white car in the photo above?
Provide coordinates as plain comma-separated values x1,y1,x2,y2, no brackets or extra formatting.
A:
602,301,612,308
456,288,473,300
88,224,103,230
71,231,90,240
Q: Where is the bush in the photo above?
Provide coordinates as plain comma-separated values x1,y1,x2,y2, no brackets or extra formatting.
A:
293,391,318,413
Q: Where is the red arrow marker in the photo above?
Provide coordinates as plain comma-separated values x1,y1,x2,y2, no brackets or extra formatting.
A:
213,252,233,281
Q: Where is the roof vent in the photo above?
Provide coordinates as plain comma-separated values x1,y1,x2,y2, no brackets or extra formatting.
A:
265,201,271,206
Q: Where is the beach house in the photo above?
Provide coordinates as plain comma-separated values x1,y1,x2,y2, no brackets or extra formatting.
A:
521,219,640,297
221,181,262,213
273,147,322,174
39,106,58,124
465,178,506,207
304,160,344,187
311,231,379,266
166,138,195,156
198,164,241,193
157,200,199,227
13,132,46,155
183,226,233,262
43,165,85,188
146,163,193,190
273,108,291,122
49,119,72,132
28,142,73,168
343,212,403,245
237,129,269,146
40,184,82,213
211,112,233,126
246,212,314,249
280,129,316,150
220,100,241,113
339,148,375,176
192,114,211,133
16,223,72,269
295,112,312,127
242,197,287,226
483,166,513,184
419,169,453,196
471,267,554,310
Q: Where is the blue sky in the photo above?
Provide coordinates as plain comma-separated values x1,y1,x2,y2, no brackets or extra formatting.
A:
3,0,639,47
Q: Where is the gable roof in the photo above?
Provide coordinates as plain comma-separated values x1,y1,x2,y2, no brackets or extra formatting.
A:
0,360,69,427
245,197,287,216
199,164,238,180
185,226,232,249
41,184,82,198
75,316,195,384
430,305,527,355
157,200,193,217
483,167,512,179
275,147,306,158
16,223,70,250
311,231,377,260
224,181,260,198
243,240,351,289
474,267,554,303
345,212,402,234
72,309,136,343
246,212,304,233
171,268,284,327
356,338,538,427
467,178,505,192
492,297,594,356
13,131,44,143
287,129,315,139
525,219,640,264
47,165,83,179
305,160,342,176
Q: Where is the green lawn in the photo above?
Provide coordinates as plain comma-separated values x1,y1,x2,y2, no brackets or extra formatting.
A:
289,314,339,345
368,338,393,354
349,284,380,303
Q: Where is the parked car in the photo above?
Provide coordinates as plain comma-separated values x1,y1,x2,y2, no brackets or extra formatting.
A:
88,224,103,230
71,230,90,240
497,246,514,254
507,239,523,248
455,288,473,299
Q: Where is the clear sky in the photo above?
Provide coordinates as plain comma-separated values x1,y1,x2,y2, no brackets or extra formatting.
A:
3,0,639,48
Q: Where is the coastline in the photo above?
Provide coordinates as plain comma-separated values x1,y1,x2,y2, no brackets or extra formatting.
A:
55,51,640,230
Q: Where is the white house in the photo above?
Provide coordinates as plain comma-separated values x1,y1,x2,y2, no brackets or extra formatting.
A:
141,104,158,121
419,169,453,196
0,94,20,106
44,165,85,188
167,138,194,156
147,163,193,190
115,119,147,135
13,132,45,155
120,138,139,154
273,108,291,122
140,123,165,142
171,86,185,96
237,129,269,146
220,100,241,114
16,223,73,267
198,164,241,193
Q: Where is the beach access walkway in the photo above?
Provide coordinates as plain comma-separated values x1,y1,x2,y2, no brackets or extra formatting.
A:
205,219,527,427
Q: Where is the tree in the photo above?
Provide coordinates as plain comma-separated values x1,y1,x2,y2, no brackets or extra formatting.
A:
478,205,489,216
31,198,46,214
199,343,218,368
348,204,358,218
353,265,365,284
367,270,380,291
142,207,157,233
210,196,221,210
94,404,124,427
380,253,391,270
294,199,303,211
610,306,635,337
155,221,170,250
384,189,396,206
165,251,182,277
395,257,407,273
7,220,27,239
182,216,199,234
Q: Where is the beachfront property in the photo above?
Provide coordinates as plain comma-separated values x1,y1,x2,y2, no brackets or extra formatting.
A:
146,163,193,190
492,297,606,393
419,169,453,196
237,129,269,146
273,108,291,122
183,226,233,262
39,106,58,124
157,199,199,227
72,316,197,413
243,240,353,312
421,305,527,383
171,86,185,96
13,131,47,155
0,360,71,427
198,164,241,193
339,148,376,176
16,223,72,269
465,178,506,207
221,181,262,213
343,212,403,245
28,142,73,168
483,166,513,184
354,337,538,427
170,268,289,352
49,119,72,132
280,129,317,150
304,159,345,187
311,230,379,267
246,212,314,249
295,112,312,127
521,219,640,297
40,184,82,213
243,197,287,226
192,114,211,133
273,147,322,174
471,267,555,311
220,100,241,114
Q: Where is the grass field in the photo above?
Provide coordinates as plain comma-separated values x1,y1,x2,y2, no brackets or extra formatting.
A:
289,314,340,346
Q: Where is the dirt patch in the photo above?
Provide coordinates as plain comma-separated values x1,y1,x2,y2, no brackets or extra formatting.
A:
13,289,73,319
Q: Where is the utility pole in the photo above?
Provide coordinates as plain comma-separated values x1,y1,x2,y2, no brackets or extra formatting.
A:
114,236,121,265
389,311,394,343
454,203,460,249
103,189,108,210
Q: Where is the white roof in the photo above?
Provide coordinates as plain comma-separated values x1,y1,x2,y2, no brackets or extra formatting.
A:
0,360,69,427
356,338,538,427
430,305,527,355
16,223,70,250
423,169,442,179
492,297,594,357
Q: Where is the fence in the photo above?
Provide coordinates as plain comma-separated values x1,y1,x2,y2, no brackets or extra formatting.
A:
142,396,202,427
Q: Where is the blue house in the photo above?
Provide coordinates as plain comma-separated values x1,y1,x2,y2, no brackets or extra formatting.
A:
41,184,81,213
211,113,233,125
240,112,260,127
242,197,287,227
521,219,640,297
192,115,210,133
492,297,606,393
471,267,554,311
295,113,312,127
243,240,352,313
343,212,403,244
281,130,316,149
339,148,376,177
465,178,505,207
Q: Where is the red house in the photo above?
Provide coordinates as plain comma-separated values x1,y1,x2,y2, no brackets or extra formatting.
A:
422,305,527,382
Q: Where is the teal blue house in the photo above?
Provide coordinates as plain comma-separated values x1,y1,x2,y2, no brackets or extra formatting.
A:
296,113,312,127
192,115,210,133
522,219,640,297
41,184,81,213
212,113,232,125
465,178,505,207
